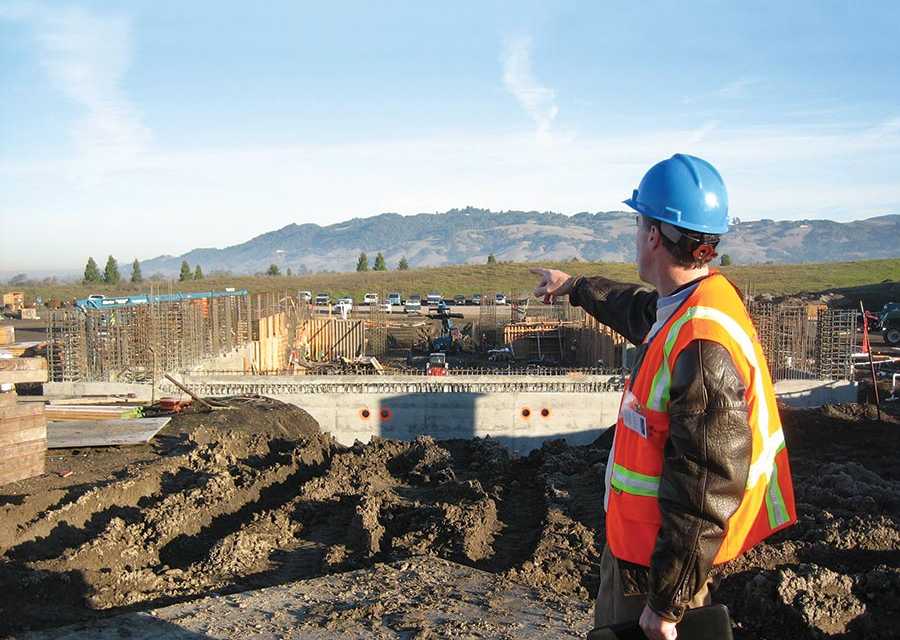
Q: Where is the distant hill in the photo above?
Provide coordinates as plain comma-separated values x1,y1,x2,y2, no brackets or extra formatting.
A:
138,209,900,276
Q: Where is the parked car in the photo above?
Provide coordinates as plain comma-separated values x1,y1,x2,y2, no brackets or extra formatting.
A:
405,295,422,314
495,293,507,305
453,295,466,306
378,301,392,314
299,290,312,303
426,293,442,307
472,294,482,305
363,293,378,305
335,298,353,314
388,292,402,306
315,293,330,305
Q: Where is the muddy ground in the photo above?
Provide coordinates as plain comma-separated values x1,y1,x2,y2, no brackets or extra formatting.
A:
1,398,898,639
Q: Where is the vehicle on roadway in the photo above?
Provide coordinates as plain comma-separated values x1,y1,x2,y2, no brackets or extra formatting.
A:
426,293,442,307
453,294,466,306
388,292,402,306
495,293,507,305
363,293,378,305
378,301,392,314
335,298,353,314
405,294,422,314
472,294,482,305
299,290,312,303
315,293,330,305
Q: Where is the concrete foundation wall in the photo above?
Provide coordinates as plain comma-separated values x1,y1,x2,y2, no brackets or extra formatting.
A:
773,379,858,408
171,374,622,455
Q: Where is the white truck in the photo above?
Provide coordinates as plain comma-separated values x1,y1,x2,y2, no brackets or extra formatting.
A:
363,293,379,305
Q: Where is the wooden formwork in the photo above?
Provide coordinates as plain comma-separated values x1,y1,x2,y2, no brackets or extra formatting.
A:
299,317,367,362
252,312,288,372
0,357,48,486
503,321,568,361
565,317,628,368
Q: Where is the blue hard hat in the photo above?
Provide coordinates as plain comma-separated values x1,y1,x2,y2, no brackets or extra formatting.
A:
624,153,729,235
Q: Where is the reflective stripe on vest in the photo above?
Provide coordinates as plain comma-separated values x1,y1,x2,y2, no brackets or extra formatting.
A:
644,304,784,491
765,444,790,528
610,463,660,497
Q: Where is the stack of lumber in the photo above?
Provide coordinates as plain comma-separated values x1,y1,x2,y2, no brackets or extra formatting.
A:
44,405,143,421
0,357,48,486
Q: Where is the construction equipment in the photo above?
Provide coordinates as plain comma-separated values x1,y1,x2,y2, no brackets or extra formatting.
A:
882,304,900,346
428,301,465,353
426,352,447,376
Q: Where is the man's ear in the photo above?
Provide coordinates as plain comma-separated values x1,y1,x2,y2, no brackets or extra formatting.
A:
645,222,661,250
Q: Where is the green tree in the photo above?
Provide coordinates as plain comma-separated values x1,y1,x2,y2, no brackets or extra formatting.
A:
83,257,100,283
179,260,193,281
373,252,387,271
356,252,369,272
487,253,497,265
130,259,143,283
103,256,120,284
397,257,409,271
720,254,733,266
194,265,203,280
266,263,281,276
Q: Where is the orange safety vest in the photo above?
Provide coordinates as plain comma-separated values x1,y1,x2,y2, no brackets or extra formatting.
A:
606,273,796,566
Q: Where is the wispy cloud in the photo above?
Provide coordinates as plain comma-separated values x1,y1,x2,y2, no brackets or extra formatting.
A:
1,1,149,182
501,35,558,141
682,77,762,105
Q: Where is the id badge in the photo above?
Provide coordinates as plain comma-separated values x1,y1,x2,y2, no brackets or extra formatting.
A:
620,391,648,438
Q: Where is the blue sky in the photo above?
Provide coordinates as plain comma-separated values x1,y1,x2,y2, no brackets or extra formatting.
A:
2,1,899,272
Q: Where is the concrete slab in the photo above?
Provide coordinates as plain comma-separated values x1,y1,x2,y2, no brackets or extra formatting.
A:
21,557,591,639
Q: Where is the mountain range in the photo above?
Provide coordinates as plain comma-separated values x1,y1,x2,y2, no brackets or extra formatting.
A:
138,209,900,276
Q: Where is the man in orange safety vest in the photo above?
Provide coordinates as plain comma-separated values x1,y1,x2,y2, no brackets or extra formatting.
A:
532,154,796,640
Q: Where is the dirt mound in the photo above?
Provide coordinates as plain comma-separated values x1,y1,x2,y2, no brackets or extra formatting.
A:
1,402,898,639
161,394,321,440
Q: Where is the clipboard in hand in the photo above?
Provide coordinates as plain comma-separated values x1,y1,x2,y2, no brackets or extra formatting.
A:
586,604,733,640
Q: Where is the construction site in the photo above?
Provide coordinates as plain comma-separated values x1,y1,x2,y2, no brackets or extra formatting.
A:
1,286,899,639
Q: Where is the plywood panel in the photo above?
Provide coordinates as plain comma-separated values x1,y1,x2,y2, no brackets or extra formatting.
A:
48,417,171,449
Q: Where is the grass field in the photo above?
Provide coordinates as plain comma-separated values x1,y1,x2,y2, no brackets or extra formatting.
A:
10,258,900,306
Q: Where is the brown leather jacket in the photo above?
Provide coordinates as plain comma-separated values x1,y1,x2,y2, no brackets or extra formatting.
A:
570,274,751,622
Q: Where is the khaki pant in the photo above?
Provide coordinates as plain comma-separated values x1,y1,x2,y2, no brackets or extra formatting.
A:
594,545,712,628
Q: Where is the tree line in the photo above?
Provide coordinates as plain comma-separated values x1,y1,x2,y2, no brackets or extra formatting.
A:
82,257,205,285
355,252,409,272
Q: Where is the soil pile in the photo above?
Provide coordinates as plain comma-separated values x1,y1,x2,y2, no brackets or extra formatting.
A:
1,402,898,639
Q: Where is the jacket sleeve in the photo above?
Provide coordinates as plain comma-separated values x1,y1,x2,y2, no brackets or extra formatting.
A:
568,275,658,345
646,340,752,621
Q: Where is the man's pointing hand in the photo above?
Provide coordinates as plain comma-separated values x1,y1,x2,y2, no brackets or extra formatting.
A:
530,268,576,304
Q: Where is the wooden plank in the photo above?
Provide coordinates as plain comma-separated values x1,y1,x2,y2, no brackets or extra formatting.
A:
0,425,47,447
47,417,171,449
1,437,48,459
0,390,17,407
0,325,14,346
0,358,48,384
0,459,45,486
0,357,46,372
0,403,45,420
0,414,47,434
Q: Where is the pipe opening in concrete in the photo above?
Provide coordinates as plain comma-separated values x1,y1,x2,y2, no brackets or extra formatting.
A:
360,409,371,419
541,408,550,417
521,408,531,418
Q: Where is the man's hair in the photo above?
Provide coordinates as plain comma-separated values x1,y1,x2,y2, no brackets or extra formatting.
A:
640,216,721,269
